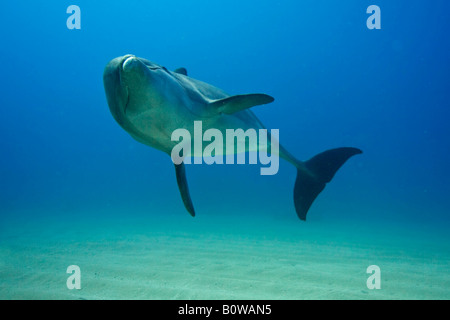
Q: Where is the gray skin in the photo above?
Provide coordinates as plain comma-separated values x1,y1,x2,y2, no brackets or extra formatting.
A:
103,54,362,221
103,54,294,160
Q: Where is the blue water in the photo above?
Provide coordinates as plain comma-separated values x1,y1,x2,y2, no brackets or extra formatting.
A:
0,1,449,299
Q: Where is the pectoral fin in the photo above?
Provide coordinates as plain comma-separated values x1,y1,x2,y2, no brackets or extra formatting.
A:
209,94,274,115
174,163,195,217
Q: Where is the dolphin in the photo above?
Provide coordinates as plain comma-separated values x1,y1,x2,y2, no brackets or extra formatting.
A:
103,54,362,221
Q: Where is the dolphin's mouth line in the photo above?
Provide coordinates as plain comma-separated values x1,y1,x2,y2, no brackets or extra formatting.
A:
117,58,130,116
124,85,130,115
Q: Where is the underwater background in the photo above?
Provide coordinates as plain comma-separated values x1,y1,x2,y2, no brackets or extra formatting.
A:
0,0,449,299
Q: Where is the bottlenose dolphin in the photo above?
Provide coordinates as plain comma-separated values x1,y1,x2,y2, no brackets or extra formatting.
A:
103,54,362,220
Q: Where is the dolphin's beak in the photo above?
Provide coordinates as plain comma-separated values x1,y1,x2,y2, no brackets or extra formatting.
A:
120,54,148,76
103,55,132,125
121,55,137,72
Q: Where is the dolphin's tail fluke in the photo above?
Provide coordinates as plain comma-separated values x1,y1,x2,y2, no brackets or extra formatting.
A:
293,147,362,221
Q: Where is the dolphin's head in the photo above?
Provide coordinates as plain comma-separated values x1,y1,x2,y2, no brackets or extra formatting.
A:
103,54,181,128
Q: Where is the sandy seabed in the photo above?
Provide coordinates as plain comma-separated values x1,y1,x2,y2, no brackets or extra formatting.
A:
0,210,449,300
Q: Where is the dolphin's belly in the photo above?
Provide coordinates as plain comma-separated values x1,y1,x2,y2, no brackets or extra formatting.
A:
127,106,271,158
186,110,269,157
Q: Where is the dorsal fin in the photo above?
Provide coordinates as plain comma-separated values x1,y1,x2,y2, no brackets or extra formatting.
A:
174,67,188,76
209,94,274,115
